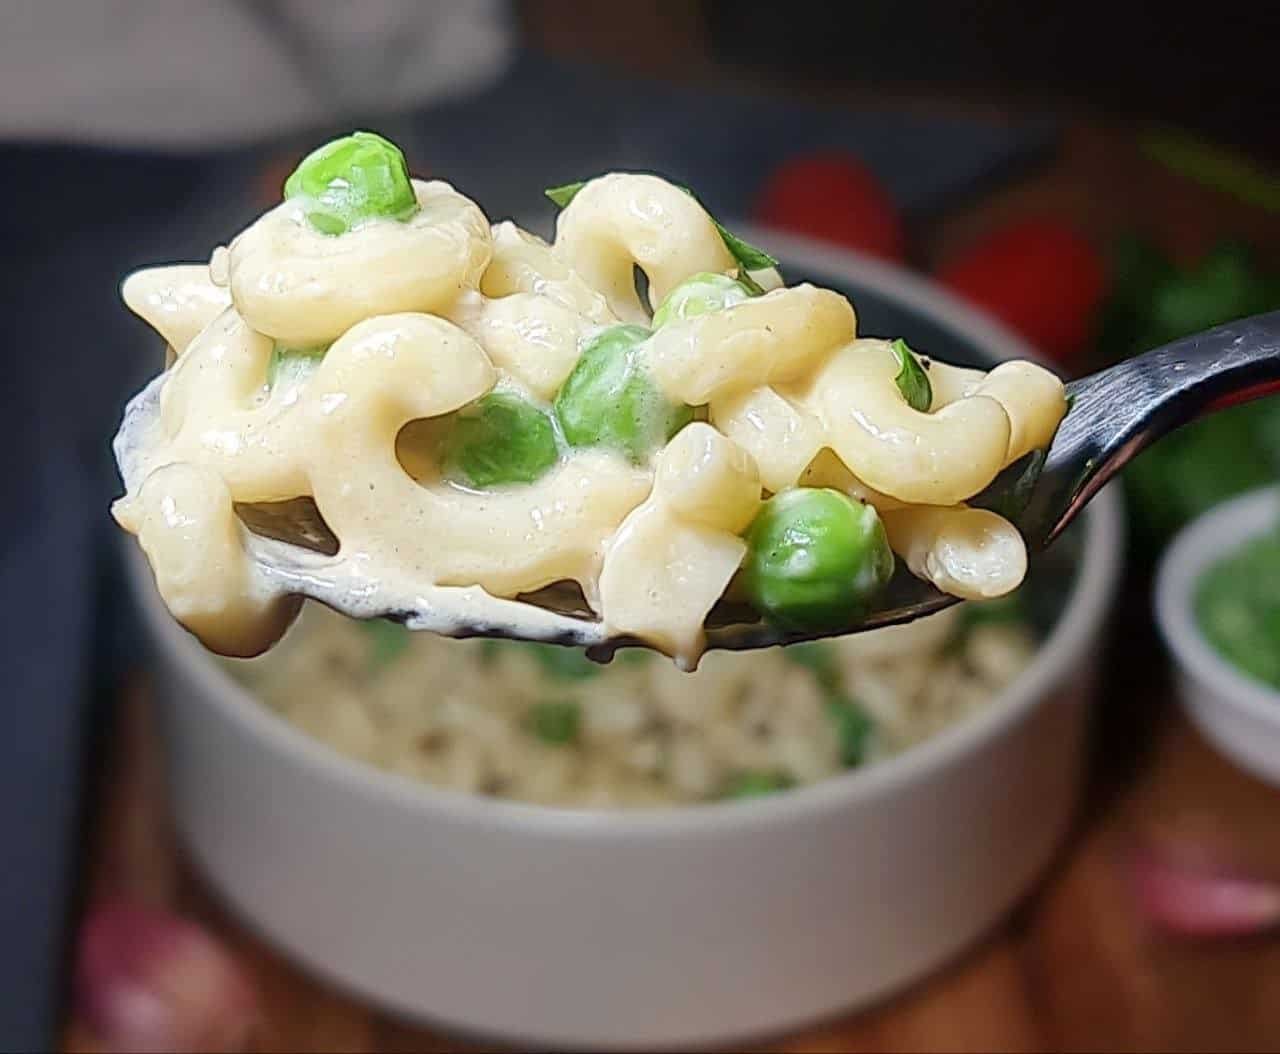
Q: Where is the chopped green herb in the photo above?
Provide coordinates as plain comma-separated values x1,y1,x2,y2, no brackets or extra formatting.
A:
785,643,874,766
889,338,932,412
708,215,778,272
722,770,794,799
544,180,586,208
735,268,766,296
358,619,410,671
678,185,778,278
826,695,873,767
1195,528,1280,690
526,700,582,745
783,641,841,693
528,644,601,680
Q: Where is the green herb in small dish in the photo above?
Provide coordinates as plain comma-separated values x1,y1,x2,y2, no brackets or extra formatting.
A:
1195,528,1280,690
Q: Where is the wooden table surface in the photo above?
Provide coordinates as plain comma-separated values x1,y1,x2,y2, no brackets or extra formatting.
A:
68,121,1280,1053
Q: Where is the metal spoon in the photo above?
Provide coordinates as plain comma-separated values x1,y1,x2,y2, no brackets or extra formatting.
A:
114,310,1280,660
704,308,1280,654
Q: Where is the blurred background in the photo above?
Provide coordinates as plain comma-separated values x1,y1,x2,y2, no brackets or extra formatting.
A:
3,2,1279,1051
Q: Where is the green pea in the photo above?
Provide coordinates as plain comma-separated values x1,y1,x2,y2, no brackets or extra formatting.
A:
440,392,559,489
526,700,582,745
267,344,326,389
742,488,895,631
722,770,793,799
283,130,418,236
554,324,693,464
651,272,754,327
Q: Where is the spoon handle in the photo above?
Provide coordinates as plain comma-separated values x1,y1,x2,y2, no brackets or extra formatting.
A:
1026,309,1280,547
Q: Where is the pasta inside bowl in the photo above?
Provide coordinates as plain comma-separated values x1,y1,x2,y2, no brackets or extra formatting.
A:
208,230,1094,811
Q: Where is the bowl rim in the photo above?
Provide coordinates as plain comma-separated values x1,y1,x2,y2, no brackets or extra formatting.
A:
1155,483,1280,718
126,231,1126,838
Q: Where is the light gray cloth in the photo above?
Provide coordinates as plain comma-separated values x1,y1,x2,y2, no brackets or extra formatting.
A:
0,0,514,146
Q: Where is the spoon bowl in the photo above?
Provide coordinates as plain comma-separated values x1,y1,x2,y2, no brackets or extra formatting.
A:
113,228,1280,664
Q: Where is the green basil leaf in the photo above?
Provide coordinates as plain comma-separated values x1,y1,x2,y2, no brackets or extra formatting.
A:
544,181,586,208
890,338,932,412
677,184,778,274
735,267,766,296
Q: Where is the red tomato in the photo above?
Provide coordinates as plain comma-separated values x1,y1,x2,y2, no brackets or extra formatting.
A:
936,218,1106,361
754,153,906,262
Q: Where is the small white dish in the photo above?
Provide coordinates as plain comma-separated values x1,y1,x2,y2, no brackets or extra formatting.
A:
1155,484,1280,786
125,234,1126,1050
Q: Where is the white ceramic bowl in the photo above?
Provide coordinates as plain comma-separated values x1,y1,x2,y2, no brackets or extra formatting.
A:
125,236,1125,1050
1156,485,1280,787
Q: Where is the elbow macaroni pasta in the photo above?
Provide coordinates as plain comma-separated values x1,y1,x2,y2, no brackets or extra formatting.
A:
113,161,1067,666
553,173,735,323
600,423,761,659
